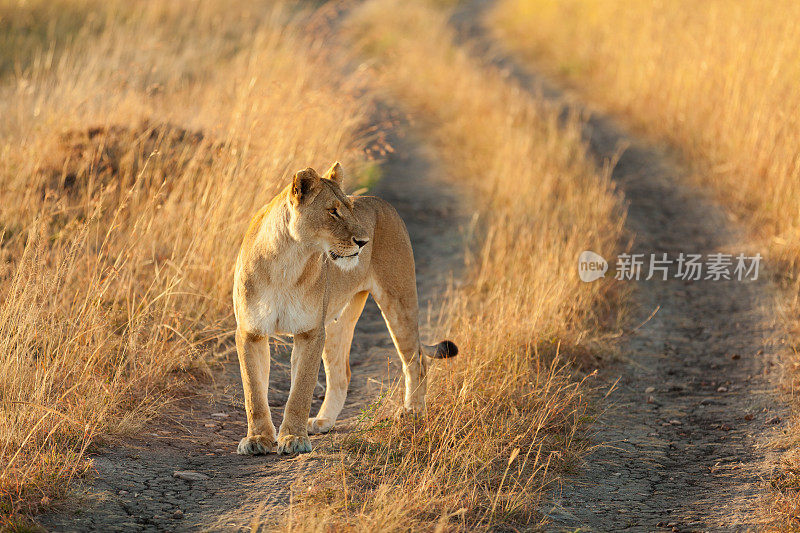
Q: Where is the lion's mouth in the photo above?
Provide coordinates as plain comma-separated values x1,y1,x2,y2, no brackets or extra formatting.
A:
329,250,359,260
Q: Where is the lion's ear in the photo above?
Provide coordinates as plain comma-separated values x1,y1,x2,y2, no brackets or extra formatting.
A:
291,167,321,205
322,161,344,186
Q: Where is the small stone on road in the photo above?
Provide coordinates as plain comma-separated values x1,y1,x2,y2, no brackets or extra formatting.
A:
173,470,210,481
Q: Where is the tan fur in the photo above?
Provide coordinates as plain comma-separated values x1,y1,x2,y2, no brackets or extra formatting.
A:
233,162,451,455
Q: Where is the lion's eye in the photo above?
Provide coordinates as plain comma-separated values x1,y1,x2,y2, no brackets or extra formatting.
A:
329,208,339,218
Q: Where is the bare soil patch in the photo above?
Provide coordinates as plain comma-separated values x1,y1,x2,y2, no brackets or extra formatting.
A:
35,122,218,200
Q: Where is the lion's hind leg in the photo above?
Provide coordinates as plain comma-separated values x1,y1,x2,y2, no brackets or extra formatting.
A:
308,291,369,434
372,286,426,416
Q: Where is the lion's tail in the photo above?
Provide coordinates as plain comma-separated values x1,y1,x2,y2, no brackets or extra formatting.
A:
422,339,459,359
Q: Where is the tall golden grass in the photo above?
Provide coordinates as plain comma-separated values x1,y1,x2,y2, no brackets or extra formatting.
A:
280,0,626,529
0,0,374,522
491,0,800,526
492,0,800,288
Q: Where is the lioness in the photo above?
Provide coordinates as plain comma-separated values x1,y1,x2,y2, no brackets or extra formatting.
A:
233,162,458,455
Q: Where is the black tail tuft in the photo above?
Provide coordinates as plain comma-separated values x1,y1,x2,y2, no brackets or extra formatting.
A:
432,340,459,359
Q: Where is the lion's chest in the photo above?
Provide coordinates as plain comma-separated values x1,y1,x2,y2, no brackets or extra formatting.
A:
234,247,358,337
248,283,323,336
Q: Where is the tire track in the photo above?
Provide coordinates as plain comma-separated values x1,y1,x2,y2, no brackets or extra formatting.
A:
452,2,789,531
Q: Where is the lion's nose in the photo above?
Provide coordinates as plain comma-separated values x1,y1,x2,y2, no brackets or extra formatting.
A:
353,237,369,248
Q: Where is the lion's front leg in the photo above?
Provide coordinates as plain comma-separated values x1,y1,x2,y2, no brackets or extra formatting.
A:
278,326,325,454
236,328,277,455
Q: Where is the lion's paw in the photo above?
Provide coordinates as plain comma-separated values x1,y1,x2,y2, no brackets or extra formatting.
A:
307,417,334,435
277,433,312,455
237,435,277,455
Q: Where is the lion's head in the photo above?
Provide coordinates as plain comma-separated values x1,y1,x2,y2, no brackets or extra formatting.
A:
287,162,369,271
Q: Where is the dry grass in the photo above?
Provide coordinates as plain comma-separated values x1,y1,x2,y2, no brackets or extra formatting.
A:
0,0,375,523
490,0,800,527
1,0,626,529
492,0,800,292
279,0,626,529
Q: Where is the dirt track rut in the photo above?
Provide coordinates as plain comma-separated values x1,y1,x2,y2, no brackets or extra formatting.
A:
453,1,790,531
38,125,466,531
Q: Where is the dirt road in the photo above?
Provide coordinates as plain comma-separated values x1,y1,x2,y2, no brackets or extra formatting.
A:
453,1,790,530
38,1,791,530
38,123,466,532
